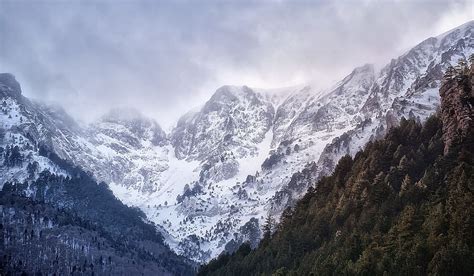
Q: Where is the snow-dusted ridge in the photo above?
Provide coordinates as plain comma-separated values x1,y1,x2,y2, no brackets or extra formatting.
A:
1,21,473,263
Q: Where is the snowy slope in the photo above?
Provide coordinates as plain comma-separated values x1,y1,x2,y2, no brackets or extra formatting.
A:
159,21,472,262
1,21,472,264
318,20,474,177
0,74,68,186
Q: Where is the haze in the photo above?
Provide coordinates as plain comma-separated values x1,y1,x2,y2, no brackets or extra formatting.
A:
0,0,472,129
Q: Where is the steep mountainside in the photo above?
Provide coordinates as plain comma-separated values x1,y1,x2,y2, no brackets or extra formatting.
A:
84,108,169,193
317,20,473,177
1,21,472,263
198,60,474,276
0,74,194,275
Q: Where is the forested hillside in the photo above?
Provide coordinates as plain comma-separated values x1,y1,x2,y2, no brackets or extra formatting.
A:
0,147,194,275
199,60,474,275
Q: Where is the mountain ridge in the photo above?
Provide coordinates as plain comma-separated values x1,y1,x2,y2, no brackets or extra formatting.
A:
198,57,474,275
1,21,473,263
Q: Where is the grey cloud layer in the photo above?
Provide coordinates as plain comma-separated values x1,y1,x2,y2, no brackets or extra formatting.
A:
0,0,472,128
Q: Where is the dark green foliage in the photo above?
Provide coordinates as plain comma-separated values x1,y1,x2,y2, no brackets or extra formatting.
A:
262,213,276,242
199,114,474,275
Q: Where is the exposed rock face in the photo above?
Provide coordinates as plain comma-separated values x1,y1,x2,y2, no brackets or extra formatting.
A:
0,81,195,275
316,20,473,177
84,108,170,193
440,63,474,154
171,85,274,161
0,73,21,97
1,21,473,264
97,108,167,147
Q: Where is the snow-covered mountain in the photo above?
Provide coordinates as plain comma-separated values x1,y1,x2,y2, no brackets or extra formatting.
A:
317,20,473,178
0,73,194,275
1,73,71,185
1,21,472,263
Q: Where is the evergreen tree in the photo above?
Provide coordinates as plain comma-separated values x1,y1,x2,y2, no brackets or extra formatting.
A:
262,213,275,241
199,68,474,275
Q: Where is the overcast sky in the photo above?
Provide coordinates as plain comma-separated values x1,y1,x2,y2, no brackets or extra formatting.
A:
0,0,472,129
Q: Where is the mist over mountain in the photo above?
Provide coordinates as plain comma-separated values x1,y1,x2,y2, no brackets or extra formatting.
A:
1,2,473,274
199,55,474,276
1,0,471,127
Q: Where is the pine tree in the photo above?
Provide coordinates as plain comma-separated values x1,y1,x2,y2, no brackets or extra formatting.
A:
262,213,275,241
199,65,474,275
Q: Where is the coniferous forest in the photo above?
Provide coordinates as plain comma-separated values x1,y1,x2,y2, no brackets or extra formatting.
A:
1,6,473,274
0,148,194,275
198,62,474,275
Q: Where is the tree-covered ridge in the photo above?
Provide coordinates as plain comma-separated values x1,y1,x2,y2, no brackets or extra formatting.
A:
1,147,195,275
199,59,474,275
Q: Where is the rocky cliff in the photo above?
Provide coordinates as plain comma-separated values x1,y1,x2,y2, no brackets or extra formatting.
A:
440,57,474,154
1,21,473,264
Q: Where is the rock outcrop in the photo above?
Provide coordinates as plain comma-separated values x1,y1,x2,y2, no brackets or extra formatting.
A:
0,73,22,97
440,58,474,154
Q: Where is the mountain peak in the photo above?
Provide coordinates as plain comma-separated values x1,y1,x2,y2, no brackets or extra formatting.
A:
353,63,374,73
0,73,22,96
97,107,166,145
210,85,255,102
436,20,474,41
329,63,375,97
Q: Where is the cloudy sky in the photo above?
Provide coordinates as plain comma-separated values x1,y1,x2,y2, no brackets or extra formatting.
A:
0,0,472,129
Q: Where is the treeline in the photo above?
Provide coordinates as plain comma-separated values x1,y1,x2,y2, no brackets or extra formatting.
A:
199,66,474,275
1,146,194,275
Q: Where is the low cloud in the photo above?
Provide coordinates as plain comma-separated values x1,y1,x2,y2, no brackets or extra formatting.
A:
0,0,472,128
